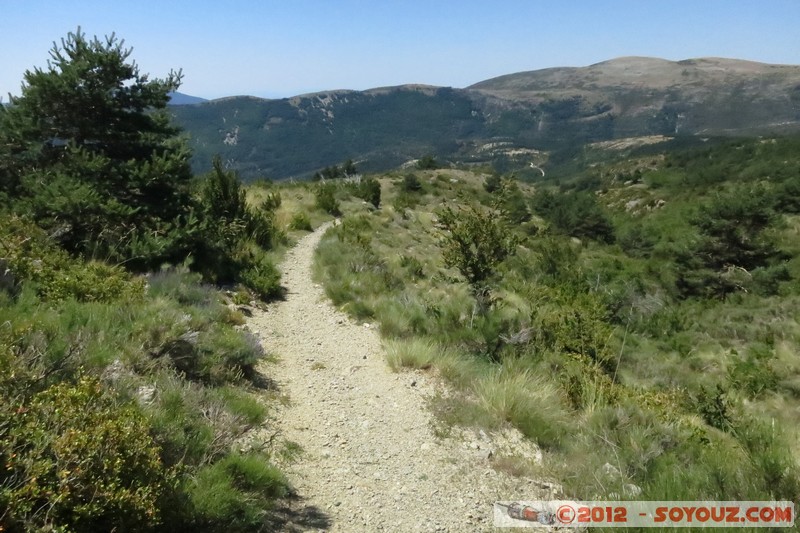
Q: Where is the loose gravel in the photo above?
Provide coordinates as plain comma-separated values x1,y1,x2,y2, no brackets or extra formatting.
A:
247,222,551,532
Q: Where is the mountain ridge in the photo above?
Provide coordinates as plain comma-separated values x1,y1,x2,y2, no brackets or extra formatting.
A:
169,57,800,180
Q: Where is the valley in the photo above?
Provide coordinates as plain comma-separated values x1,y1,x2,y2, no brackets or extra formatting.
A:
169,57,800,180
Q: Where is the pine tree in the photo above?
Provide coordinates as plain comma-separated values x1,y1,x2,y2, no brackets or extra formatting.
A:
0,29,194,269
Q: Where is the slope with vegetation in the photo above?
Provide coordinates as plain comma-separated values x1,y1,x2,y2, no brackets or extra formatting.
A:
0,30,293,531
3,27,800,532
170,57,800,180
312,136,800,509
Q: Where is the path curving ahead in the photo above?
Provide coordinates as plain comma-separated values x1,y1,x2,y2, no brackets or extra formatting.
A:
248,222,547,532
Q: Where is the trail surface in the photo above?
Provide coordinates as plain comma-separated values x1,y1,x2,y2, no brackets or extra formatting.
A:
248,223,548,532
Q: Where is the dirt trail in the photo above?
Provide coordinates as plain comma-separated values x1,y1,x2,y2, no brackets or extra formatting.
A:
248,222,548,532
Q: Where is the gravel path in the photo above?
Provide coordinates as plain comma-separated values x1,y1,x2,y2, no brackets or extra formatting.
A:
248,222,550,532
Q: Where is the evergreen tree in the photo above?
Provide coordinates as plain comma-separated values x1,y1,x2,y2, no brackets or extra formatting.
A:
676,185,785,298
0,29,194,269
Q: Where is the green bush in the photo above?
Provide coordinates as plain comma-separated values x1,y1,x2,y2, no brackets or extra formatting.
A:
0,215,145,302
392,191,420,212
288,211,313,231
727,344,779,399
492,177,531,224
436,202,519,295
191,157,282,298
0,378,174,532
483,174,502,193
240,252,282,301
531,189,615,243
401,173,423,192
416,154,440,170
355,177,381,208
315,183,341,216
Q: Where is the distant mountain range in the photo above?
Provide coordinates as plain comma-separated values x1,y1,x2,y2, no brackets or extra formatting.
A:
168,91,208,105
169,57,800,180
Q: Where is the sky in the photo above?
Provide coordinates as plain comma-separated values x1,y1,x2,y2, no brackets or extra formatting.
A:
2,1,800,100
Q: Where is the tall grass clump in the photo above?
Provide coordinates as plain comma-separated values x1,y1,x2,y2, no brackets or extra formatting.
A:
474,361,571,450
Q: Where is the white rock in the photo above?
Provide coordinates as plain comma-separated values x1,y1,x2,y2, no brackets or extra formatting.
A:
623,483,643,497
136,385,156,406
601,462,621,477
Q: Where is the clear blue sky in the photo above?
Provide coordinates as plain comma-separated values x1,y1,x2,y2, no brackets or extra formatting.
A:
2,0,799,100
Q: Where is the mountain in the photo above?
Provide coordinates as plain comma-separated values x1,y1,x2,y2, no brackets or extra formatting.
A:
170,57,800,180
470,56,800,136
167,91,208,105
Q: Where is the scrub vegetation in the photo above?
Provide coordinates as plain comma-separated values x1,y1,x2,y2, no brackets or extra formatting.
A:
0,30,297,531
3,27,800,532
314,137,800,506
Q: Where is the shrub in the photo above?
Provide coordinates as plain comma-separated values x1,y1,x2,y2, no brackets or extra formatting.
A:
0,214,145,302
0,378,174,532
392,191,420,212
494,177,531,224
315,183,341,216
676,185,786,298
416,154,440,170
483,174,502,193
401,173,423,192
356,178,381,208
727,345,779,399
531,189,615,243
436,202,519,295
288,211,313,231
240,252,282,301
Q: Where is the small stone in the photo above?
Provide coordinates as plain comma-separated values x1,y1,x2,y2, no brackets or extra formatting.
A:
601,462,621,477
135,385,156,406
623,483,642,497
475,449,493,461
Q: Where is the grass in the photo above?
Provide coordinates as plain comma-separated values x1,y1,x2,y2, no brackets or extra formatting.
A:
385,338,445,371
312,159,800,506
0,256,289,530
